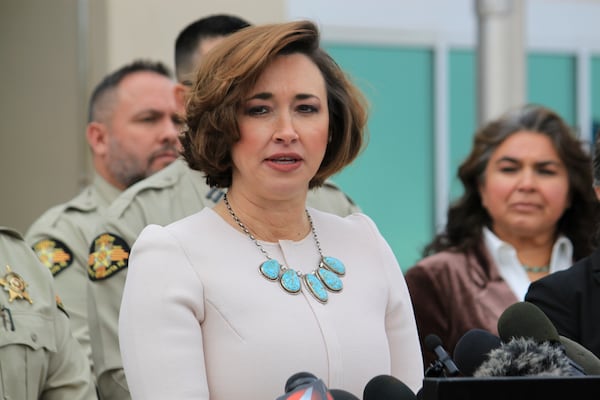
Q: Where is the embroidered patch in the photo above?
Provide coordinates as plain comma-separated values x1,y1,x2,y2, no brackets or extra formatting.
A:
87,233,130,281
0,265,33,303
32,238,73,276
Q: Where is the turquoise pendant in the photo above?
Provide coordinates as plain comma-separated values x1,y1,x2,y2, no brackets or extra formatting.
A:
304,273,329,303
280,268,301,294
259,259,281,280
317,267,343,292
321,256,345,276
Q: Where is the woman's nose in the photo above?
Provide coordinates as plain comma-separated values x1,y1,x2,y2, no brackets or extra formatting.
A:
273,113,299,143
517,169,536,191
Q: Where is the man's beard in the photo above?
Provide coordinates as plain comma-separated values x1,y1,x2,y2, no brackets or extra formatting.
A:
107,143,179,188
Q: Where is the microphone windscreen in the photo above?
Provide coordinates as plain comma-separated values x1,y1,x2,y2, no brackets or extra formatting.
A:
284,371,317,393
497,302,560,343
363,375,416,400
277,377,333,400
453,329,502,376
474,337,573,377
329,389,359,400
424,334,442,353
559,335,600,375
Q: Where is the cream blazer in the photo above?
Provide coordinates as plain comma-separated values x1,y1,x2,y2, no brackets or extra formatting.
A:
119,208,423,399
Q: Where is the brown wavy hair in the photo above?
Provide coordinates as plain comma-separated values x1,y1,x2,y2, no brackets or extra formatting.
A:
424,104,599,264
180,20,368,189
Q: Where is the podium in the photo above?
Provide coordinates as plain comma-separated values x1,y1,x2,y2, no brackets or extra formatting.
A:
420,376,600,400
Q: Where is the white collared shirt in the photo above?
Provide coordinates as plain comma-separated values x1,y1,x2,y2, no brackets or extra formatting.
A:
482,227,573,300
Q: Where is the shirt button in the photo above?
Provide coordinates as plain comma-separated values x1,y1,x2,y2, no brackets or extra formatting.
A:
31,333,38,342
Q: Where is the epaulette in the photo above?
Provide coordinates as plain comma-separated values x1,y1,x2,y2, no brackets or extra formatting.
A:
321,180,358,206
63,185,99,213
322,180,341,190
0,226,24,240
27,187,97,229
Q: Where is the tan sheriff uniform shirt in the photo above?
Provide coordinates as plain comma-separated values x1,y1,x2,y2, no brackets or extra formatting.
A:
0,226,97,400
86,159,360,399
25,174,121,372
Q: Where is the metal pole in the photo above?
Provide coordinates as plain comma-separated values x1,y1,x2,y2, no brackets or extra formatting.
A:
475,0,526,125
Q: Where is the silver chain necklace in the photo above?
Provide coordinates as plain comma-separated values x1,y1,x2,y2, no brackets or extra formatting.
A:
223,193,345,303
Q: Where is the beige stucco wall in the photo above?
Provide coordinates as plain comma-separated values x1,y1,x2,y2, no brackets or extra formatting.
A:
0,0,284,233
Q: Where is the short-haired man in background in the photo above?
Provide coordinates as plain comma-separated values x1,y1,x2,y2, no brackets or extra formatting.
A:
26,60,183,374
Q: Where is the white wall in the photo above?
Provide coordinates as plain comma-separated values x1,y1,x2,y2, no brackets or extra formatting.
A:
103,0,284,72
287,0,600,51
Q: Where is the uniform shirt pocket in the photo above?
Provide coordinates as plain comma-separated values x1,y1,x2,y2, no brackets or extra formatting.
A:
0,311,56,400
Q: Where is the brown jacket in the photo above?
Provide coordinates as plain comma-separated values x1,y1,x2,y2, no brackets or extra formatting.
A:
404,244,518,369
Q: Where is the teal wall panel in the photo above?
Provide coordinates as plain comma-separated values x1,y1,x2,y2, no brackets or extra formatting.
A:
527,53,577,127
449,50,477,203
325,44,434,270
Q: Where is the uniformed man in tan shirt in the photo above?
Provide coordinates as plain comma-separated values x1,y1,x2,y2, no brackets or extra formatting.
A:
0,226,97,400
25,60,183,374
87,15,361,400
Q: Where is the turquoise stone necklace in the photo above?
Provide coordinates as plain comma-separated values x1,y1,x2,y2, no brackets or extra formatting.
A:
522,264,550,273
223,193,345,303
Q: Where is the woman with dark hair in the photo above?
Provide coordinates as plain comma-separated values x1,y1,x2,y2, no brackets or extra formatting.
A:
405,104,599,368
118,20,423,399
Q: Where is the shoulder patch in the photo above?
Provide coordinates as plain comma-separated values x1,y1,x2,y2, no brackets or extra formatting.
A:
32,238,73,276
87,233,130,281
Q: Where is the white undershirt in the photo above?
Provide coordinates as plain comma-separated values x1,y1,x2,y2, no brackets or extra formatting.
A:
482,227,573,300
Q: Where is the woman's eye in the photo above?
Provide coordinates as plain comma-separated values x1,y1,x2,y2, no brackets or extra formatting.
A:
298,104,318,113
538,169,557,176
499,166,518,173
247,106,269,115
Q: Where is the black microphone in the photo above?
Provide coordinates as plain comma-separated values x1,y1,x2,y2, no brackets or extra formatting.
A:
453,328,502,377
363,375,416,400
424,334,460,377
497,301,560,343
473,336,575,377
276,371,333,400
559,335,600,376
497,301,586,376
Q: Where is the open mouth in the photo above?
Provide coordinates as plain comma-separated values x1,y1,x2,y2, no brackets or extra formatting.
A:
267,156,300,164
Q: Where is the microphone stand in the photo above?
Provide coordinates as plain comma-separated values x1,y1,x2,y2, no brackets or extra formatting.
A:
424,360,445,377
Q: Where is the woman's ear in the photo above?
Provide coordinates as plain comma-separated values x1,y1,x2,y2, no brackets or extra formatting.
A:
478,180,488,209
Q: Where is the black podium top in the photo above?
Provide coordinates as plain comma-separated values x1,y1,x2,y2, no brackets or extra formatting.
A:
420,376,600,400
